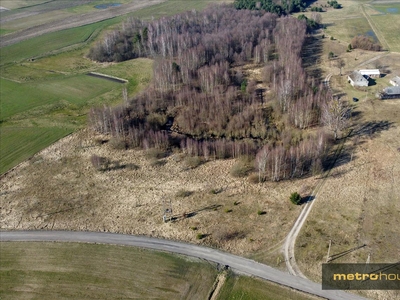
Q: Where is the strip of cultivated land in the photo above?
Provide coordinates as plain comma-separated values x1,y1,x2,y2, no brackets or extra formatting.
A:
0,0,167,47
0,242,217,300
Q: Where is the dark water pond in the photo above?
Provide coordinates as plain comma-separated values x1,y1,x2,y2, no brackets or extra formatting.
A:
94,3,121,9
386,7,398,13
365,30,379,43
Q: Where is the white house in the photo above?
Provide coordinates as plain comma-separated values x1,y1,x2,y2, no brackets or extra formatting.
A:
389,76,400,86
348,71,369,87
358,69,380,78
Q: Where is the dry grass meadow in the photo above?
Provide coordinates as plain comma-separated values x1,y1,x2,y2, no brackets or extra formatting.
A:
0,128,317,266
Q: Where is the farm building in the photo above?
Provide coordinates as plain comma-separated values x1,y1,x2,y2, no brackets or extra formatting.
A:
390,76,400,86
358,69,380,78
377,86,400,99
348,71,369,87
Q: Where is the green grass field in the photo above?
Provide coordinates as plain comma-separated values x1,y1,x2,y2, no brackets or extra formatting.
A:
0,242,217,300
370,13,400,52
0,18,121,66
0,75,122,121
217,274,317,300
0,127,72,174
130,0,231,19
0,0,49,10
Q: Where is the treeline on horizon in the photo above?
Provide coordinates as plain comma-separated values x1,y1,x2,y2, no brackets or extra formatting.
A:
233,0,307,15
88,5,333,181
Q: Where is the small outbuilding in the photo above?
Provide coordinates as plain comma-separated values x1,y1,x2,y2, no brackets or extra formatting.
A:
358,69,380,78
348,71,369,87
389,76,400,86
377,86,400,99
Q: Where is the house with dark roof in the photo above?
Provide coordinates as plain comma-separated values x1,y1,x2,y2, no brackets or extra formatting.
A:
377,86,400,99
389,76,400,86
348,71,369,87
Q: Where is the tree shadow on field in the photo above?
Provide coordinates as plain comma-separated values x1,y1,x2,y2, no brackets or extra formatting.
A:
172,204,222,222
299,195,315,205
322,120,393,173
301,33,323,80
322,144,355,172
351,120,393,139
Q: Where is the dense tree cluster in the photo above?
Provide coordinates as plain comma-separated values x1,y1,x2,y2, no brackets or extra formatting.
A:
350,35,382,51
89,5,334,181
327,0,341,9
233,0,307,14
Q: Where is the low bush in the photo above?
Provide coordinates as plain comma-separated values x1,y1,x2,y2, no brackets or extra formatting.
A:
145,148,166,160
176,189,193,198
185,156,203,169
109,137,127,150
150,159,166,167
210,188,223,194
248,172,266,184
90,154,109,171
196,233,206,239
230,158,253,178
290,192,302,205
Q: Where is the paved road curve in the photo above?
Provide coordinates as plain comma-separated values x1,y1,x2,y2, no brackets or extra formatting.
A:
1,230,367,300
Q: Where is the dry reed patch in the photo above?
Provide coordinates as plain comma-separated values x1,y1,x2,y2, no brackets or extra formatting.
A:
0,129,313,261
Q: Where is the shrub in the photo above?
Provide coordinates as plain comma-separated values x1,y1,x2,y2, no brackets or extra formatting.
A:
176,189,193,198
225,208,233,213
233,201,240,206
290,192,302,205
210,188,222,194
150,159,166,167
109,137,127,150
196,233,206,239
257,210,266,215
248,172,266,184
90,154,109,171
190,226,198,231
351,35,381,51
93,137,108,145
230,159,253,178
185,156,202,169
214,229,245,242
125,163,140,170
145,148,166,159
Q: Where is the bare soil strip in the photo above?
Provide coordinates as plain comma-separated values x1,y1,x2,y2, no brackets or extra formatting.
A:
0,0,166,47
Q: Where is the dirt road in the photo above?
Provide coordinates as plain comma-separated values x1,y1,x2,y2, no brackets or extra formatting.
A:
0,0,166,48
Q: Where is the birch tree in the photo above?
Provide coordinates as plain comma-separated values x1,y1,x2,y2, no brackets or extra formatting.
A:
321,97,352,140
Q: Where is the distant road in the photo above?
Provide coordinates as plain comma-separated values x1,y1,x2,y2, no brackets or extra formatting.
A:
1,230,367,300
0,0,166,47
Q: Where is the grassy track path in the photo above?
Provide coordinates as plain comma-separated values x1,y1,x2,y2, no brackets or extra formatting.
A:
360,4,390,51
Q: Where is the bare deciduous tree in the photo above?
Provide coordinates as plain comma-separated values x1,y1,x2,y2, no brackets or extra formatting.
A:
321,97,352,140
